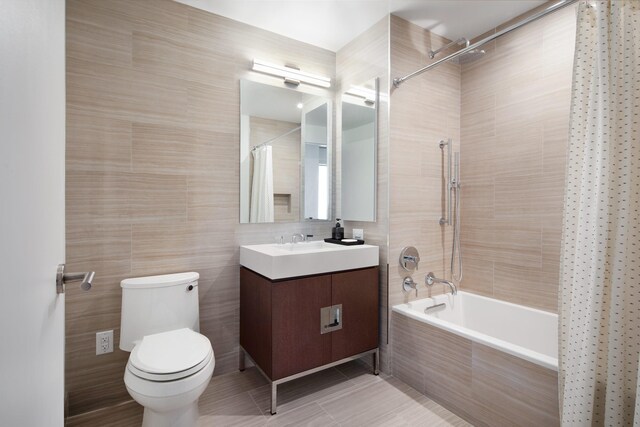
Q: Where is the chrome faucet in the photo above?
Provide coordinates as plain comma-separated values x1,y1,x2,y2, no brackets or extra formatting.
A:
425,272,457,295
291,233,305,243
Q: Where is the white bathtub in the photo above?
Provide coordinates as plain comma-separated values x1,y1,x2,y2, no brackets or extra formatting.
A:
392,291,558,370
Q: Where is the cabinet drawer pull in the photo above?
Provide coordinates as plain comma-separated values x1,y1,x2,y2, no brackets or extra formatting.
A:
321,304,343,334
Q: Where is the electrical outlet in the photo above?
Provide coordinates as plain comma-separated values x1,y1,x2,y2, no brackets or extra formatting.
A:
96,330,114,355
353,228,364,240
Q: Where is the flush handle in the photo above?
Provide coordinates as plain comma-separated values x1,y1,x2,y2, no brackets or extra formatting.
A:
56,264,95,294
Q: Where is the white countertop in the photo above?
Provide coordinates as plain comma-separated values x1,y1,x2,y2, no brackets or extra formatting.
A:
240,241,379,280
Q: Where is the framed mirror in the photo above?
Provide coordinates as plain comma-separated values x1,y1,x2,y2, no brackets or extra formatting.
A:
240,79,332,223
340,78,378,222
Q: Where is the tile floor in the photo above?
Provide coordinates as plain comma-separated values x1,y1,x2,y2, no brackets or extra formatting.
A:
66,361,470,426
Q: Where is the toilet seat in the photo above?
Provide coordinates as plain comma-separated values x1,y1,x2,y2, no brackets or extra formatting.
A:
128,328,213,382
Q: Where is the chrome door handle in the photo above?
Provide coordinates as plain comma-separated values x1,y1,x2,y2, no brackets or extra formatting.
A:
56,264,95,294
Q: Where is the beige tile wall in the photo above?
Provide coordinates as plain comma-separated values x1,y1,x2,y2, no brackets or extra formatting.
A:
392,312,559,426
65,0,338,416
388,15,461,310
336,16,391,372
459,5,576,312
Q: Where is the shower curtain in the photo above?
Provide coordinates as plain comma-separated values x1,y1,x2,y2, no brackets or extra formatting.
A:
559,1,640,425
249,145,274,223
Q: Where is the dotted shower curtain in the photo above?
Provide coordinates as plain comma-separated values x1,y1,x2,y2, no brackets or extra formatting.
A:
559,1,640,425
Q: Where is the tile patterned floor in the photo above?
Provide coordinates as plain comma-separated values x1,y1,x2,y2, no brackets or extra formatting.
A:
66,361,470,426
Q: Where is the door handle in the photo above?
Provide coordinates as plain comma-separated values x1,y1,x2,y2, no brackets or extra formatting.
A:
56,264,95,294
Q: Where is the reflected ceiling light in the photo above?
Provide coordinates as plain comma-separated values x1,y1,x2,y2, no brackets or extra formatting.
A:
296,102,304,109
251,59,331,88
345,85,376,105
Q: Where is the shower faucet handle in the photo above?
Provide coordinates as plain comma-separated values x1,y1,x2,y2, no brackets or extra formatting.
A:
399,246,420,272
403,277,418,297
403,255,419,266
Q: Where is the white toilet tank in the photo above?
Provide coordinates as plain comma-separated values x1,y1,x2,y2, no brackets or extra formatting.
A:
120,272,200,351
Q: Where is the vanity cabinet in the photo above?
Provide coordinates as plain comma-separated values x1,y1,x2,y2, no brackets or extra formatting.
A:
240,266,379,381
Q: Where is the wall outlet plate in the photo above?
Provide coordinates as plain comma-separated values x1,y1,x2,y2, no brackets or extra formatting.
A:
353,228,364,240
96,330,114,355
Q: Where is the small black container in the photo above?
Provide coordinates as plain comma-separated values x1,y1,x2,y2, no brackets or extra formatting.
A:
331,218,344,240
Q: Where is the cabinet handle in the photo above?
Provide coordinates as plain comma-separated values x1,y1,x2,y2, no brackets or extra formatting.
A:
328,307,340,327
321,304,343,334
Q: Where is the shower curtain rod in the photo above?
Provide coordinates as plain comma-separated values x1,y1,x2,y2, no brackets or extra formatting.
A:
252,125,301,151
392,0,579,87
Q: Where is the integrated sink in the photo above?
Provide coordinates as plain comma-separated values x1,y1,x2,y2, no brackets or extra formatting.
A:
278,241,332,251
240,241,379,280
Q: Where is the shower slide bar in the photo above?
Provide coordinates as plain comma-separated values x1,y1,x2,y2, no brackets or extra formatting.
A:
393,0,579,87
439,139,452,226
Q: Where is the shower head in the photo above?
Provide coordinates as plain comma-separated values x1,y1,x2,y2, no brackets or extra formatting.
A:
448,48,486,65
429,37,468,59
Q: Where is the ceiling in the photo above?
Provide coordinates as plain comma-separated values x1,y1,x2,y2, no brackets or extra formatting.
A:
175,0,548,52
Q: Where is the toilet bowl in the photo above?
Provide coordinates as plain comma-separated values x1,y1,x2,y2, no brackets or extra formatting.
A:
125,329,214,427
119,272,214,427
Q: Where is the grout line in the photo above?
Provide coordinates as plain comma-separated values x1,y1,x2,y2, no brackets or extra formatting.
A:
246,390,269,419
333,366,352,381
317,403,340,426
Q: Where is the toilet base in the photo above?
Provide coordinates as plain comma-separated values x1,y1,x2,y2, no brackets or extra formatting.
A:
125,354,214,427
142,401,199,427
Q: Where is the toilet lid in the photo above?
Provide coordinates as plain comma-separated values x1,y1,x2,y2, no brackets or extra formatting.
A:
129,328,213,381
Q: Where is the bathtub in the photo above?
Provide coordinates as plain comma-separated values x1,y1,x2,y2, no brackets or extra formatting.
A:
392,291,558,370
392,291,559,426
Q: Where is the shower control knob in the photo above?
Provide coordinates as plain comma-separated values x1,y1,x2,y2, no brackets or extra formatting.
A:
399,246,420,272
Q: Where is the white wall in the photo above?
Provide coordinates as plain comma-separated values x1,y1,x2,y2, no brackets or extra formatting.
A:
0,0,66,425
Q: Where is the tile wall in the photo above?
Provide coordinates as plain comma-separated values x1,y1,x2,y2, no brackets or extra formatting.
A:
65,0,338,416
459,5,576,312
388,15,461,309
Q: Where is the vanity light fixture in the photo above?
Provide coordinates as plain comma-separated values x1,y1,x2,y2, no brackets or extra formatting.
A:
251,59,331,88
345,85,376,106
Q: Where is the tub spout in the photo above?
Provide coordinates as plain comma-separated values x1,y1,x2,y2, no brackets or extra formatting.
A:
425,272,457,295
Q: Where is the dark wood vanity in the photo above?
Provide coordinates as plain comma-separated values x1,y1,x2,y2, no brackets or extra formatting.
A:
239,265,379,414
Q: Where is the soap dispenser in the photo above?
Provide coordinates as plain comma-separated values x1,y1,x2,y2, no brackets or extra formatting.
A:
332,218,344,240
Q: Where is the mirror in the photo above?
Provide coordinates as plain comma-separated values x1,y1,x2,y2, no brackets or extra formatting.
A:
340,78,378,222
240,79,332,223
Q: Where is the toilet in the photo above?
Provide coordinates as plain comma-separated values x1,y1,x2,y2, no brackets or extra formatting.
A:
119,272,214,427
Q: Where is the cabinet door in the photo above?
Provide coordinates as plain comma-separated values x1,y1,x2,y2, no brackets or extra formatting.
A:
331,267,379,361
272,275,332,379
240,268,273,378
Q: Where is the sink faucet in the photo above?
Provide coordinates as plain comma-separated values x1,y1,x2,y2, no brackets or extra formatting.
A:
425,272,457,295
291,233,305,243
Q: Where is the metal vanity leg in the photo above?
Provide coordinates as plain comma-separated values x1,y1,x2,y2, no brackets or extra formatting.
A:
238,347,245,372
270,382,277,415
373,348,380,375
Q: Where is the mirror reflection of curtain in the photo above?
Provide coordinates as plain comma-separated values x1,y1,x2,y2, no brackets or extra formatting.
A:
249,145,274,223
